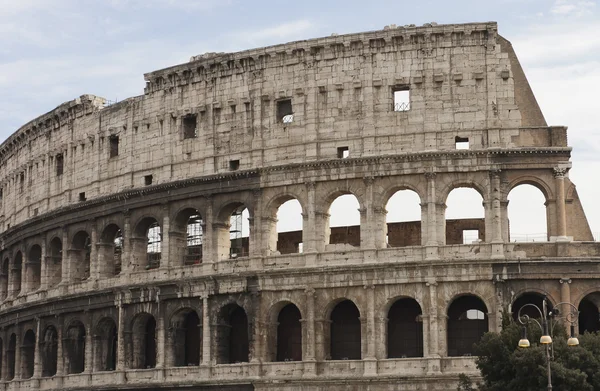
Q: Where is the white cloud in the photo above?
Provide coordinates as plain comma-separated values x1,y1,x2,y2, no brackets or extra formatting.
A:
551,0,596,16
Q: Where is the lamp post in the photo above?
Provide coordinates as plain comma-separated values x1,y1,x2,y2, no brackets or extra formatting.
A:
516,296,580,391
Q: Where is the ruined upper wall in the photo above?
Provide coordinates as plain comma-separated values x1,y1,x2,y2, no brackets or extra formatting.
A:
0,22,569,230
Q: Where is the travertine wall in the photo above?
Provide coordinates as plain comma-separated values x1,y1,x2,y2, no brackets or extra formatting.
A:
0,21,596,391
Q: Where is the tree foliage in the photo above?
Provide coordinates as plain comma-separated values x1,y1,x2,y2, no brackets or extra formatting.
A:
474,318,600,391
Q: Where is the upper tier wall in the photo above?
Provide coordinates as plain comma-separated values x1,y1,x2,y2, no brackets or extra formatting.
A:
0,22,561,230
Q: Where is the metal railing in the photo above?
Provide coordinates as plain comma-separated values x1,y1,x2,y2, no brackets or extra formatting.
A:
393,102,410,112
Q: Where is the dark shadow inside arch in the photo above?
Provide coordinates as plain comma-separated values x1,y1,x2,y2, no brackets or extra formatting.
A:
512,292,553,322
276,304,302,361
71,231,91,281
447,295,488,357
21,330,35,379
216,304,249,364
329,300,361,360
0,258,8,300
99,224,123,276
579,293,600,334
41,326,58,377
65,321,86,374
96,318,118,372
173,310,201,367
387,298,423,358
12,252,22,296
7,333,16,380
26,245,42,291
47,237,63,287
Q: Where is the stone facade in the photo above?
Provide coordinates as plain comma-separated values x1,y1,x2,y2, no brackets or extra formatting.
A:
0,21,597,391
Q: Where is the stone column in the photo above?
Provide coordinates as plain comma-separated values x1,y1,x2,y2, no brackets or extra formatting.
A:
14,329,21,379
84,315,93,373
364,284,377,375
61,227,69,284
161,205,170,268
201,196,214,264
304,288,316,361
201,297,211,364
361,176,376,249
116,295,126,371
40,235,47,290
89,221,98,281
426,281,439,357
20,250,28,294
490,170,505,258
33,318,41,378
121,210,131,275
560,278,573,330
424,172,439,259
55,316,64,376
303,182,317,254
249,189,262,258
1,329,7,380
553,167,569,240
156,305,166,369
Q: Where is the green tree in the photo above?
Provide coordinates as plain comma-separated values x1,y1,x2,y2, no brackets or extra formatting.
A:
474,320,600,391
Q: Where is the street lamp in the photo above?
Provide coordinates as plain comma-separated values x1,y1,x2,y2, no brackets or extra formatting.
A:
516,296,579,391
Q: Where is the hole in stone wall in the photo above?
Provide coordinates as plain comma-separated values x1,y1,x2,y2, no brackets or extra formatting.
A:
393,86,410,112
79,192,86,202
337,146,349,158
183,115,198,139
144,175,153,186
277,99,293,123
462,229,480,244
109,135,119,157
56,154,64,176
455,136,469,150
229,160,240,171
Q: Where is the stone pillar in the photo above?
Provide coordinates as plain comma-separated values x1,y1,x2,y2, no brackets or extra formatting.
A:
1,329,7,380
249,189,262,258
560,278,573,330
156,307,166,368
362,176,376,249
304,288,316,361
490,170,505,258
201,297,211,364
161,205,170,268
426,281,439,357
116,295,126,371
20,250,28,295
314,212,330,253
33,318,41,378
553,167,569,241
55,317,64,376
435,203,447,247
61,227,69,284
121,211,132,275
84,316,93,373
40,236,47,290
424,173,440,259
89,221,98,280
14,330,21,379
364,284,377,375
303,182,317,253
201,197,214,264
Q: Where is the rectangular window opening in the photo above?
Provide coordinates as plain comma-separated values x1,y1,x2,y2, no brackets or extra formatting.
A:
144,175,153,186
229,160,240,171
183,115,198,139
455,136,470,150
33,208,38,216
393,86,410,112
462,229,480,244
19,173,25,193
79,192,86,202
109,135,119,158
56,154,64,176
276,99,293,123
337,146,350,159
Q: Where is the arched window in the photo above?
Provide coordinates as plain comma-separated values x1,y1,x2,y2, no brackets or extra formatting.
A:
0,258,9,300
276,304,302,361
71,231,91,281
328,194,361,247
445,188,485,244
21,330,35,379
147,222,161,269
330,300,361,360
185,214,203,265
26,245,42,292
508,184,548,242
230,207,250,258
512,293,553,322
47,237,63,287
95,318,117,372
41,326,58,377
385,190,422,247
387,298,423,358
579,293,600,334
99,225,123,277
7,333,16,380
447,295,488,356
172,310,201,367
11,252,22,296
216,304,249,364
276,199,303,254
65,321,86,374
131,313,156,369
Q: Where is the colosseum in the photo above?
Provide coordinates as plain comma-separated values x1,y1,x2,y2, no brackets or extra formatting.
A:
0,21,598,391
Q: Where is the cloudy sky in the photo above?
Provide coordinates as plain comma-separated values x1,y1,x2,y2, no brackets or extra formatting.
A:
0,0,598,239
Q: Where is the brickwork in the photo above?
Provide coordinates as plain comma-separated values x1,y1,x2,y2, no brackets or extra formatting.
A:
0,21,596,391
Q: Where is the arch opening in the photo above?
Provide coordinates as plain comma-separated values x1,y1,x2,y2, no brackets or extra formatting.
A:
133,217,162,270
276,199,304,254
47,237,63,287
216,304,249,364
131,313,157,369
11,252,22,296
447,295,488,356
99,224,123,276
172,310,201,367
71,231,91,281
511,292,553,322
0,258,9,300
229,207,250,259
385,190,422,247
7,333,16,380
508,184,548,242
26,245,42,292
445,187,485,244
387,298,423,358
579,293,600,334
329,300,361,360
41,326,58,377
173,209,204,266
276,304,302,362
65,321,86,374
21,330,35,379
95,318,118,372
328,194,361,247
